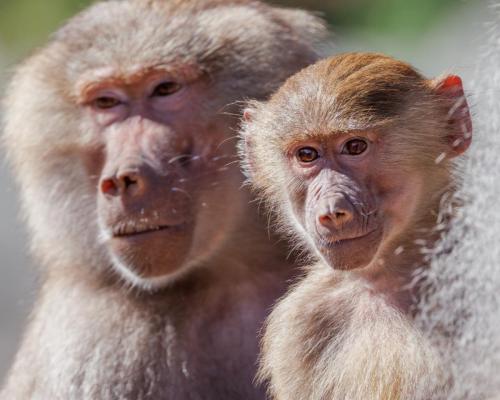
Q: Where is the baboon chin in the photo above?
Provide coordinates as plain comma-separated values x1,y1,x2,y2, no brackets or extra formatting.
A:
241,52,472,400
315,226,384,270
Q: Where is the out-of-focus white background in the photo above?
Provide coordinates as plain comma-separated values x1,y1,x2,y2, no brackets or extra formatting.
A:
0,0,491,382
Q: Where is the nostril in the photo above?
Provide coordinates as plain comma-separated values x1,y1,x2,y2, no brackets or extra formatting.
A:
318,209,353,229
335,211,346,219
100,172,143,197
117,171,146,197
319,214,333,226
101,178,118,196
123,175,137,189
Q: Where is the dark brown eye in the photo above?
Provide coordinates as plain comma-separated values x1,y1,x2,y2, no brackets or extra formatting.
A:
152,81,182,97
93,97,121,109
341,139,368,156
297,147,320,163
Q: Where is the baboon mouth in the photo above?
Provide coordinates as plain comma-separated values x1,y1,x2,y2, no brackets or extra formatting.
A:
318,229,380,248
112,223,183,237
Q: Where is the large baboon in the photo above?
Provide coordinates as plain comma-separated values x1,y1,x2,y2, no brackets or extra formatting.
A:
0,1,326,398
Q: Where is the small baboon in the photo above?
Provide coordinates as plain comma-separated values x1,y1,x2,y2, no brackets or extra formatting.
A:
0,1,326,398
241,53,472,400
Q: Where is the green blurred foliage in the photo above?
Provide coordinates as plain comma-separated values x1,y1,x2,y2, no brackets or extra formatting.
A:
272,0,462,36
0,0,90,56
0,0,472,59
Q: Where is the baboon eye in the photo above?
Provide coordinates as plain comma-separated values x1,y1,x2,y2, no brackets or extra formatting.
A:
93,96,121,109
296,147,320,163
341,139,368,156
152,81,182,97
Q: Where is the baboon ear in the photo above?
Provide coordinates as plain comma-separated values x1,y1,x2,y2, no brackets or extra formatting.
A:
243,108,254,123
434,75,472,157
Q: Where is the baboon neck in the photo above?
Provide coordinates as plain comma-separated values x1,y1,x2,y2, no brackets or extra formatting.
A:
358,198,445,314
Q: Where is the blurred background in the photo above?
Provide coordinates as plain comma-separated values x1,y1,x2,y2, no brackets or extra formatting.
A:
0,0,489,383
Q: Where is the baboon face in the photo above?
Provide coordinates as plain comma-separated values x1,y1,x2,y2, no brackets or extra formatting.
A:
242,53,472,271
285,130,423,270
84,69,239,285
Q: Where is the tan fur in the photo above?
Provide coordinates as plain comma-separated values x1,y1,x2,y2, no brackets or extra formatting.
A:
259,268,442,400
241,53,472,400
0,1,327,398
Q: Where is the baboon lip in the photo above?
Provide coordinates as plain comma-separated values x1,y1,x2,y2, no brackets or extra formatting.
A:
318,228,380,248
112,223,185,238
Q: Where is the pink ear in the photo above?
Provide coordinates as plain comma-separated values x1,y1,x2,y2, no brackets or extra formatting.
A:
439,75,463,91
435,75,472,157
243,109,253,122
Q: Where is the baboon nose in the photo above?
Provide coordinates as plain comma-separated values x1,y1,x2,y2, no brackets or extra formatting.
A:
100,170,146,197
317,198,354,230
